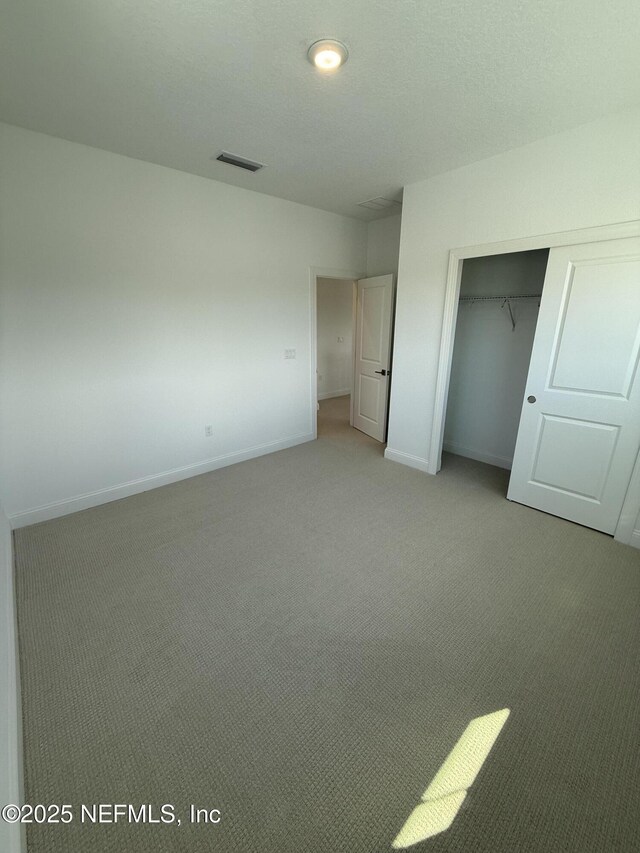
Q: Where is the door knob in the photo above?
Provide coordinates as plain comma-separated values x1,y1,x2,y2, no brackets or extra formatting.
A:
527,395,536,403
374,369,388,376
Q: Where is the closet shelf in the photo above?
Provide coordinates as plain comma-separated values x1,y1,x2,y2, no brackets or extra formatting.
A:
458,293,542,331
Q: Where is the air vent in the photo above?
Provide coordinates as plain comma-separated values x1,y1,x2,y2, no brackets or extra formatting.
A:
215,152,264,173
357,196,402,211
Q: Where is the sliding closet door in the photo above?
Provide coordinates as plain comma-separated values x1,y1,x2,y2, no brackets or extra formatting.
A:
508,237,640,534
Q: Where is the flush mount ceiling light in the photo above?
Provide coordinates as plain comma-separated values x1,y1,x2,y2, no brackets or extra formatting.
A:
307,39,348,71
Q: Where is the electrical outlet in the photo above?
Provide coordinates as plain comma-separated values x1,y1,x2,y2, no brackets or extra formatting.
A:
284,348,296,359
205,425,213,437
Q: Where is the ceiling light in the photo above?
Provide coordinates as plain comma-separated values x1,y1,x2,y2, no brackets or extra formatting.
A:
307,39,348,72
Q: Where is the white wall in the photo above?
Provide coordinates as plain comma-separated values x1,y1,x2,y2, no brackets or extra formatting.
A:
0,123,367,524
444,251,547,469
387,107,640,478
316,278,353,399
366,214,402,277
0,504,24,853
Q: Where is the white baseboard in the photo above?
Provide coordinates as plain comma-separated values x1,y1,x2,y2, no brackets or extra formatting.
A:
443,441,513,471
384,447,430,473
9,432,314,528
0,506,26,853
630,530,640,550
317,389,351,401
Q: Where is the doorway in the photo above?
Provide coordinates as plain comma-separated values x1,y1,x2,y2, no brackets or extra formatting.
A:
312,272,396,443
315,276,356,436
442,249,548,472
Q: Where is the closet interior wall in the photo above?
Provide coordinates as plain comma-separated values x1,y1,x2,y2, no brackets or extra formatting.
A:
444,249,549,470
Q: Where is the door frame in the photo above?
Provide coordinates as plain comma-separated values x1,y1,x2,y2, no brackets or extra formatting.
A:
309,266,364,439
428,219,640,542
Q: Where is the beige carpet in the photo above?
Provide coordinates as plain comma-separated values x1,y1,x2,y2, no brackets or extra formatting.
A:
14,395,640,852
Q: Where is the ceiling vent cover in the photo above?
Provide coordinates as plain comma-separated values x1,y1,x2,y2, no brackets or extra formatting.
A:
357,196,402,211
215,152,264,172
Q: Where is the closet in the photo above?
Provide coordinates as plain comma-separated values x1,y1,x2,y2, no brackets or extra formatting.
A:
443,249,549,470
438,235,640,538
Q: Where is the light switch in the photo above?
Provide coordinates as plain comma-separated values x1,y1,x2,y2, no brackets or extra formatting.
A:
284,348,296,359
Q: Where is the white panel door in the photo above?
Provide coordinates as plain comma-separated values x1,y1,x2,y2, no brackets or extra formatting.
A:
508,238,640,533
353,275,395,442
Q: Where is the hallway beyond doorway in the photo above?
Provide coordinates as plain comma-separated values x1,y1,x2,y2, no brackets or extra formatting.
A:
317,394,382,453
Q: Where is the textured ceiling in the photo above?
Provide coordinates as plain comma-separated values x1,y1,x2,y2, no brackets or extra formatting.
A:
1,0,639,220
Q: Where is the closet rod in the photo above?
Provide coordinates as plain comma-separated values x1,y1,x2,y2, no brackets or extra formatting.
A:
457,294,541,302
458,293,542,331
